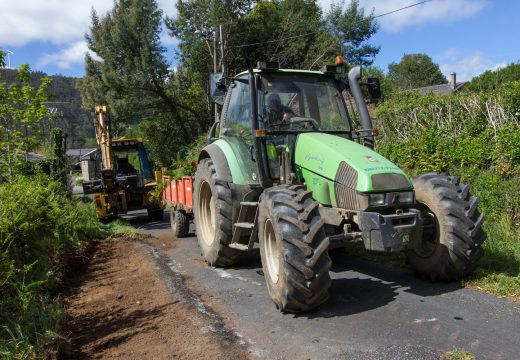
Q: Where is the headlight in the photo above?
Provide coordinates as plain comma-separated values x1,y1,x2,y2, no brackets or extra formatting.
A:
398,191,414,204
369,193,386,206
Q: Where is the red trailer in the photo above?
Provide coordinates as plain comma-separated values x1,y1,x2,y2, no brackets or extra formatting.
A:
162,175,193,237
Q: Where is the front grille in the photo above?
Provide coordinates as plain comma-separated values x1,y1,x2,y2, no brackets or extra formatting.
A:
334,161,359,210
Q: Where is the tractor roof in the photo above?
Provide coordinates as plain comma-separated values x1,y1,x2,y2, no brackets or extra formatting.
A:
235,68,329,78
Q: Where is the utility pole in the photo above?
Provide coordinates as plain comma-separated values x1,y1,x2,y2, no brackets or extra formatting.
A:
214,30,219,123
219,24,225,74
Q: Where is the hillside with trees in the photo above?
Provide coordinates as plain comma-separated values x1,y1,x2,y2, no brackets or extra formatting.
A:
0,68,95,149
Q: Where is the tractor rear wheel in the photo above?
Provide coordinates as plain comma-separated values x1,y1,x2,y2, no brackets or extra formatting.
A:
258,185,332,313
193,158,243,266
406,173,486,280
170,209,189,238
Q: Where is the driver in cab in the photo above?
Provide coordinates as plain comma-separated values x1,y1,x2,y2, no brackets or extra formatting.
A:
265,93,295,126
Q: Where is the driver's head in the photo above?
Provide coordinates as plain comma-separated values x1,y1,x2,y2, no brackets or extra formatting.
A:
267,93,282,112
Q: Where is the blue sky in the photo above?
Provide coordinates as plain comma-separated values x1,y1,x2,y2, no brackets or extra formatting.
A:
1,0,518,81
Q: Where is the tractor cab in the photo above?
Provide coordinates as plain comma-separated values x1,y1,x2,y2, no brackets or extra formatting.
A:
212,63,358,187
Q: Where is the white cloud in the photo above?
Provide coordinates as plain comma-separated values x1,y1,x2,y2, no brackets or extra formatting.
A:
318,0,487,32
37,41,99,69
0,1,112,46
0,0,177,47
438,50,507,81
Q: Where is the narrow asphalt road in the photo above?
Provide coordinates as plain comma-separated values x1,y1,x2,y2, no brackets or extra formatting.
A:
126,210,520,360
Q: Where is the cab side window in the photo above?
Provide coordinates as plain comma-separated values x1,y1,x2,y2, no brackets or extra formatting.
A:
223,79,251,141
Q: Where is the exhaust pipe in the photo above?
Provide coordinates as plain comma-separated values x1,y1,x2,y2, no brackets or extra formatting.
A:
348,66,374,149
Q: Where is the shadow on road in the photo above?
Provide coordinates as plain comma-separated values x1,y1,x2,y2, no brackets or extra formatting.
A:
121,211,171,232
329,250,462,297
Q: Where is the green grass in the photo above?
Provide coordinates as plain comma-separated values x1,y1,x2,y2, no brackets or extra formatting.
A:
444,348,476,360
103,219,140,238
0,175,142,358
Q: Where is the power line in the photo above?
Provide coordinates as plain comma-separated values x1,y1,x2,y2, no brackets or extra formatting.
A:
229,32,317,48
228,0,433,49
374,0,432,18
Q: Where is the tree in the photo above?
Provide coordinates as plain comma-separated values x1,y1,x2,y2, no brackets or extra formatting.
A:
388,53,447,89
464,62,520,92
78,0,200,166
327,0,379,66
0,51,51,179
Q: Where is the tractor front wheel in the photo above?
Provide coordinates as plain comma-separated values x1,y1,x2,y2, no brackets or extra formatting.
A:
406,173,486,281
193,158,243,266
258,185,331,313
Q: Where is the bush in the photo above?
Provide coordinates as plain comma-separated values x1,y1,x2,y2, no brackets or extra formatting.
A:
372,84,520,299
167,134,207,178
0,175,123,357
374,84,520,175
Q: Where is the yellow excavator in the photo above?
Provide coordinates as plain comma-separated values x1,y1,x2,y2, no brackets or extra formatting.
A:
82,106,163,220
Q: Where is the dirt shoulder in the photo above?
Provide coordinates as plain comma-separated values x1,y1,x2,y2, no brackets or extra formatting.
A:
61,236,249,359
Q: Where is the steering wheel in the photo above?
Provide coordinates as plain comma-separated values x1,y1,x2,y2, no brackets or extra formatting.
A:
288,117,320,130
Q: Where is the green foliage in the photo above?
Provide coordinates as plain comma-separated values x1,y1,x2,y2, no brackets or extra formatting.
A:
326,0,379,66
1,68,94,148
445,348,476,360
464,62,520,93
0,64,51,179
387,53,447,89
374,84,520,299
167,134,207,178
79,0,199,167
0,175,134,357
374,84,520,175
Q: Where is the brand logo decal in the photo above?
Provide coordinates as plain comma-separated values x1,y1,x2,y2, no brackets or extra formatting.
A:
365,155,379,162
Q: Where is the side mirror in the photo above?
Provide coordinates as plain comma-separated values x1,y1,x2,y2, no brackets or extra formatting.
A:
367,77,382,100
209,72,227,105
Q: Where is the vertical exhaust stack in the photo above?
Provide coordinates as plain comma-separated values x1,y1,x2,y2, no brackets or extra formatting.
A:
348,66,374,149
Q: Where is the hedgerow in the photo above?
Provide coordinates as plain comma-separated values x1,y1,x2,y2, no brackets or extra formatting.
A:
373,80,520,299
0,175,134,357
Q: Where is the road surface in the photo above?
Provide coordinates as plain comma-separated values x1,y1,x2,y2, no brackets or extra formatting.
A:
126,210,520,360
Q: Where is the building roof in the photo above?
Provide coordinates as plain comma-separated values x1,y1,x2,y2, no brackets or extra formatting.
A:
414,81,466,95
66,148,97,157
79,149,98,161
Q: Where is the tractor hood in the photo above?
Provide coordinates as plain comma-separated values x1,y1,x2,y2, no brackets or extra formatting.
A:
294,133,412,192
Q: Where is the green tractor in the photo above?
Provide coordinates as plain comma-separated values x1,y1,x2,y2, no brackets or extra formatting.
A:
193,61,485,313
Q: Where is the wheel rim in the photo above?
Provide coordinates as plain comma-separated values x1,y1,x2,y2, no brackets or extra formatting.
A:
170,209,176,228
263,218,280,284
198,180,215,246
415,206,440,257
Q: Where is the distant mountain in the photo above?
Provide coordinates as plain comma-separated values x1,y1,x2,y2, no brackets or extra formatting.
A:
0,68,95,148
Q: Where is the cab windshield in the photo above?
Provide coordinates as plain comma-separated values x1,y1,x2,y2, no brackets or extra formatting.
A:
259,73,351,133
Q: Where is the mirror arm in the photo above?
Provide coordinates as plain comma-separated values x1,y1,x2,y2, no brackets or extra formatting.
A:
207,121,220,144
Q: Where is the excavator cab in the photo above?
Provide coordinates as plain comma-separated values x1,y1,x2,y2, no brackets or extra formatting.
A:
83,106,163,220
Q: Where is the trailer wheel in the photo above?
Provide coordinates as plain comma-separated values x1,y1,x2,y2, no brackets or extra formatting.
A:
147,208,164,221
406,173,486,281
258,185,331,313
170,209,189,238
193,158,243,266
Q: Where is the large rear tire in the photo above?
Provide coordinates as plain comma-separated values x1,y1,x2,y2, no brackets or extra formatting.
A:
193,158,243,266
170,209,189,238
406,173,486,280
258,185,332,313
